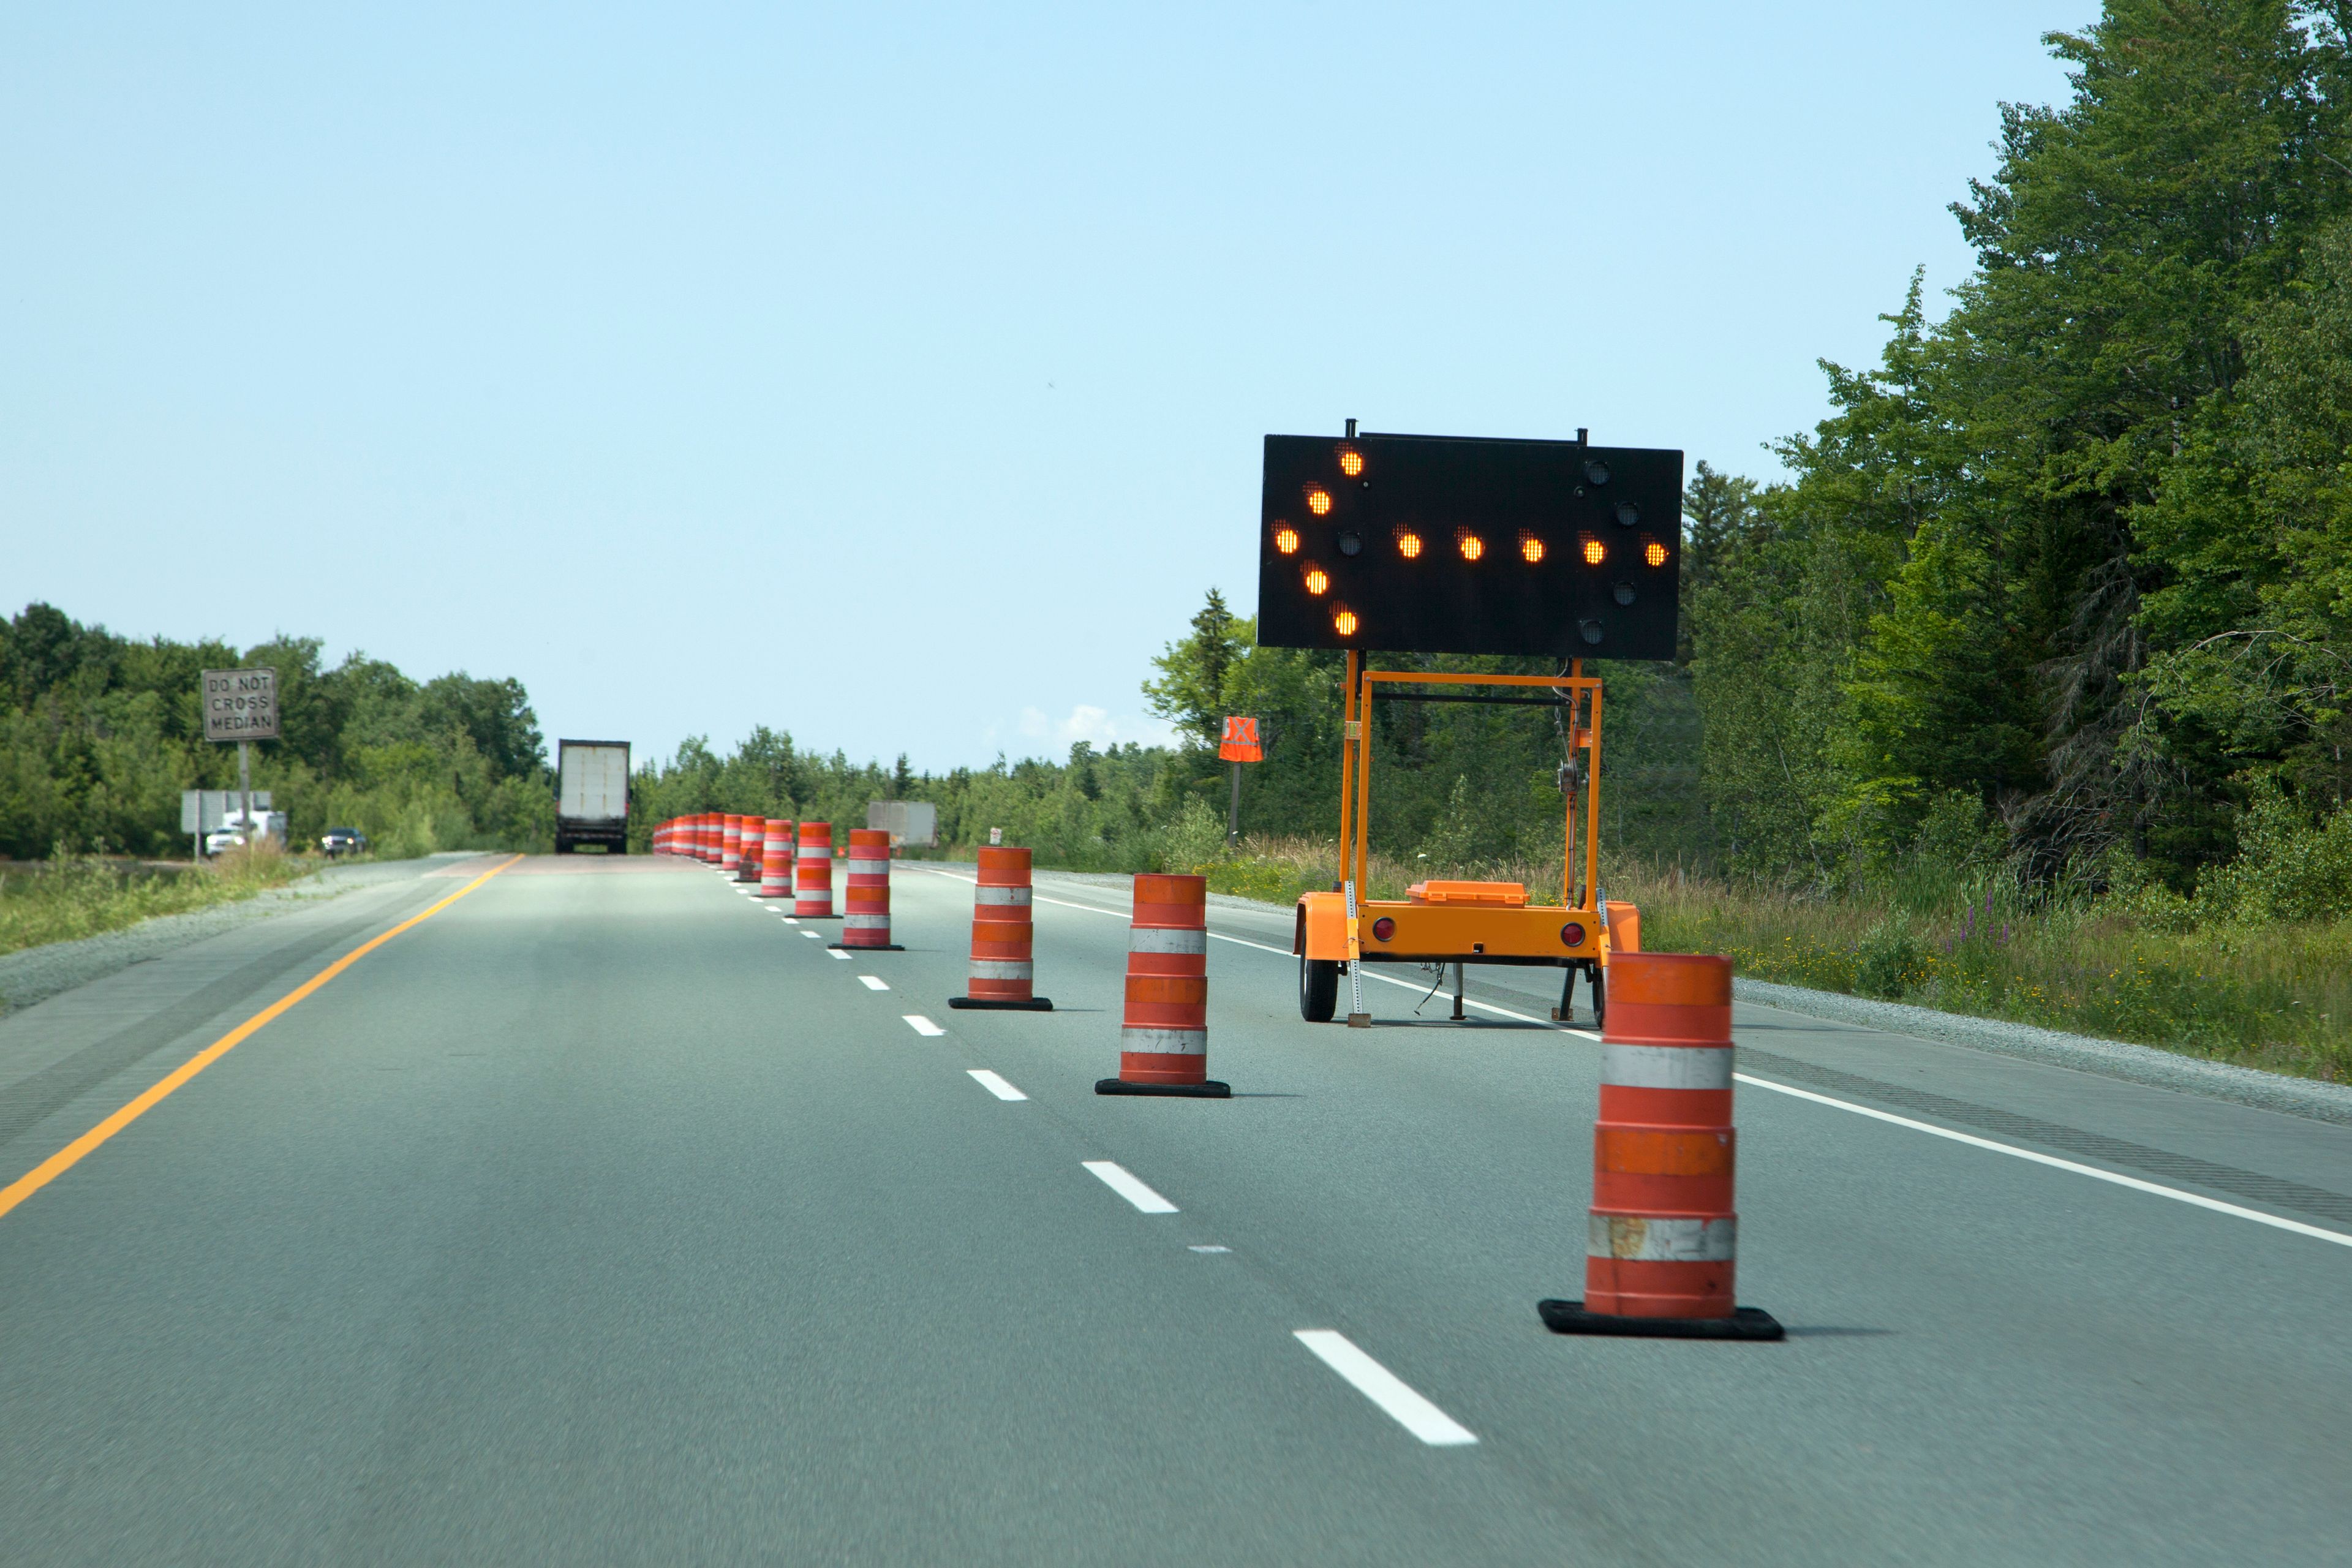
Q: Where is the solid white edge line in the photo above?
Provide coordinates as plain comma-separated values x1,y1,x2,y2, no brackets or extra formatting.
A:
1733,1072,2352,1248
918,870,2348,1246
859,974,889,990
1292,1330,1477,1447
903,1014,944,1036
1082,1159,1178,1214
967,1069,1028,1101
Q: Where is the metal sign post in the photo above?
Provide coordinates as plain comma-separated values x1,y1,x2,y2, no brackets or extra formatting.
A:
202,668,279,845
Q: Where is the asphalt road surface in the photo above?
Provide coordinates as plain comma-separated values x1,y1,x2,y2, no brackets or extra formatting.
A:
2,853,2348,1565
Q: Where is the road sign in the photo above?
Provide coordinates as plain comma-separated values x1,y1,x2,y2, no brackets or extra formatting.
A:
1218,717,1263,763
181,790,273,833
202,668,279,742
1256,431,1684,659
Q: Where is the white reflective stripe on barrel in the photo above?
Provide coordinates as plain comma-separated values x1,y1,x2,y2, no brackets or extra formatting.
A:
968,960,1034,979
976,885,1032,906
844,914,889,929
848,854,889,869
1120,1027,1207,1054
1599,1044,1734,1091
1128,928,1207,955
1586,1214,1736,1262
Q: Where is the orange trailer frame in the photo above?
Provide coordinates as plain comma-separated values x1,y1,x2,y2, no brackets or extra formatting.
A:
1291,654,1637,1026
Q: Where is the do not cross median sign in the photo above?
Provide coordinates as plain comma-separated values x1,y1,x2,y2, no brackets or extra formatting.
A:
203,668,279,742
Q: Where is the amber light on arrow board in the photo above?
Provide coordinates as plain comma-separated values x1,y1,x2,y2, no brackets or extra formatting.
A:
1582,537,1607,566
1332,608,1359,636
1645,540,1670,567
1338,447,1365,477
1273,525,1300,555
1457,529,1486,562
1396,529,1423,559
1303,567,1330,596
1306,488,1333,516
1520,533,1546,564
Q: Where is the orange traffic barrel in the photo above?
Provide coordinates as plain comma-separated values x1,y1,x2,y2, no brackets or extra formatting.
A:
699,812,720,864
758,818,794,897
1096,873,1229,1098
736,816,766,881
831,828,902,950
1540,952,1779,1340
947,846,1052,1011
794,821,835,916
721,814,744,872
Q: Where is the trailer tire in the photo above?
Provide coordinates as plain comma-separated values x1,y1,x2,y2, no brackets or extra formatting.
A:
1300,952,1340,1022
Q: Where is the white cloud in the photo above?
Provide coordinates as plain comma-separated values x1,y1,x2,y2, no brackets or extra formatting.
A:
1006,704,1176,753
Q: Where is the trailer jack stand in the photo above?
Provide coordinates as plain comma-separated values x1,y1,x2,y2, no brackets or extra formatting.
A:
1450,962,1466,1022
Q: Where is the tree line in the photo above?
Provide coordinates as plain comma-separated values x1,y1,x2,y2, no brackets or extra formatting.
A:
0,602,551,859
1145,2,2352,925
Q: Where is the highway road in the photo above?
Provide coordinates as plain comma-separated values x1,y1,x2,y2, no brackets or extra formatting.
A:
2,851,2349,1564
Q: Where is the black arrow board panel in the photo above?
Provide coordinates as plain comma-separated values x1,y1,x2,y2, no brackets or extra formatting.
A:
1255,431,1683,659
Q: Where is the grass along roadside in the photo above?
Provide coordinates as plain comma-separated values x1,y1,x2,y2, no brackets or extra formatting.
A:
0,843,315,958
1174,836,2352,1084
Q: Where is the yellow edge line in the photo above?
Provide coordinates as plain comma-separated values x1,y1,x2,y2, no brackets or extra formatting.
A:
0,853,522,1223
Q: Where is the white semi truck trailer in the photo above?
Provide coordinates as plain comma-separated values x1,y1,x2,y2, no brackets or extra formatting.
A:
555,739,631,854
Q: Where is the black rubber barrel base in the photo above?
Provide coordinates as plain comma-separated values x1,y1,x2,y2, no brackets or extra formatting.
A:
948,996,1055,1011
1537,1300,1784,1341
827,942,905,951
1095,1078,1232,1098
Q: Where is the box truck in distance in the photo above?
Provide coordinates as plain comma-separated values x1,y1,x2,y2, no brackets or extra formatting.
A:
555,740,631,854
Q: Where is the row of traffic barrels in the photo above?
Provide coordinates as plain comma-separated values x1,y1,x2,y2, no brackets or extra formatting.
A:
650,812,895,949
651,820,1773,1338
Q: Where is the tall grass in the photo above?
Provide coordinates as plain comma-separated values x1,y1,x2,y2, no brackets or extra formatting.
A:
0,842,311,959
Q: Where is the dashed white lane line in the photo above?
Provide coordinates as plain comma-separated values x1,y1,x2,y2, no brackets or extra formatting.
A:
783,916,801,924
967,1069,1027,1101
1189,1244,1231,1254
801,930,821,940
903,1015,945,1037
1293,1330,1478,1447
828,949,852,961
1082,1160,1178,1214
858,974,890,991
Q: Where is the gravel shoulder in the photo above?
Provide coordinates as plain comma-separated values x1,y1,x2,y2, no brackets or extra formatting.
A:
0,856,475,1017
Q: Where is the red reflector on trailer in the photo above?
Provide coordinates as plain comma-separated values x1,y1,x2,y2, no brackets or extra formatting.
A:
1560,922,1587,947
1371,917,1395,942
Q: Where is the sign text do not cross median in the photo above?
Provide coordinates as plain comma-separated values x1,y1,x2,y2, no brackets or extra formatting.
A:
203,668,279,743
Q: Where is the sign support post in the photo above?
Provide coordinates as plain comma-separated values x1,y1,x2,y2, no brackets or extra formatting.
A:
202,667,279,848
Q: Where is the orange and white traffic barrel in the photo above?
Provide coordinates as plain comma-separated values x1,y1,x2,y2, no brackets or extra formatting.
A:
736,816,766,882
699,813,720,864
1096,873,1229,1098
830,828,902,949
721,814,744,872
758,818,794,897
794,821,835,916
948,846,1052,1010
1539,952,1779,1340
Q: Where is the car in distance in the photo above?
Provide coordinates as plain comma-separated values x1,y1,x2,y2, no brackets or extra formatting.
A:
320,826,370,859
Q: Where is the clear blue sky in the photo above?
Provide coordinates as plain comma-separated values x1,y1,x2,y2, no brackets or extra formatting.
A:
3,2,2086,773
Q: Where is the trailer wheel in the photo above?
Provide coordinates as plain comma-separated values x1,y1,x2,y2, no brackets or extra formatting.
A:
1300,951,1340,1022
1589,965,1606,1032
